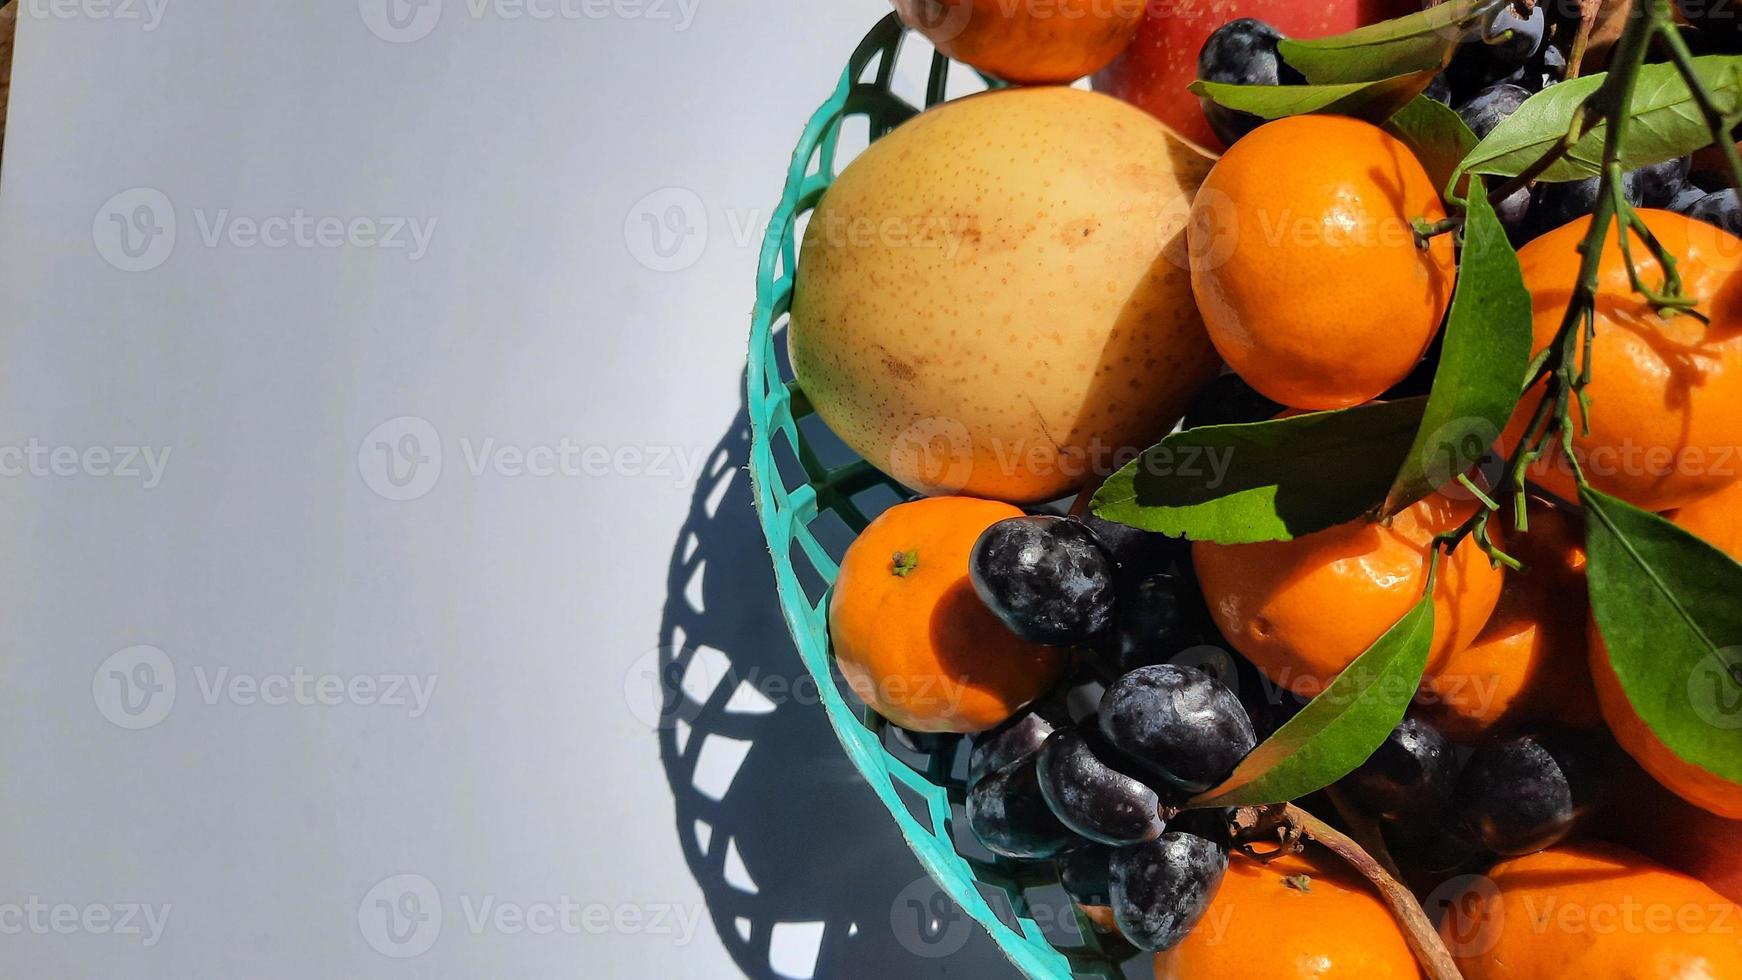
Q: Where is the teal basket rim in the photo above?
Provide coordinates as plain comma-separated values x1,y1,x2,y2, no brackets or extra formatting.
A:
743,15,1115,980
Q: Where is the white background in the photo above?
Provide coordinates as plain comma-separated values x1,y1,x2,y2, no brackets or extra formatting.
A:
0,0,1034,976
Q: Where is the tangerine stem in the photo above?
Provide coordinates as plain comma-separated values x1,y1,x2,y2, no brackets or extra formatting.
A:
1283,804,1464,980
1439,0,1664,553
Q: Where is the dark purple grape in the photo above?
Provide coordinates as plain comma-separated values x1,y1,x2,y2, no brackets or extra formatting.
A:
1502,41,1566,92
966,755,1078,859
970,516,1114,646
1455,84,1536,239
1057,843,1114,905
1036,728,1167,846
1195,18,1303,146
1098,665,1256,795
1109,833,1228,951
1525,174,1642,240
1456,731,1613,856
1495,184,1534,241
968,701,1065,786
1100,571,1210,676
1338,714,1460,821
1447,3,1546,96
1424,73,1453,105
1633,157,1692,208
1688,188,1742,235
1669,183,1710,216
1388,820,1488,875
1082,514,1182,579
1457,83,1529,140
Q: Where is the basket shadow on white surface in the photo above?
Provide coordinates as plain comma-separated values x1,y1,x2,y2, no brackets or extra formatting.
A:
655,386,1025,979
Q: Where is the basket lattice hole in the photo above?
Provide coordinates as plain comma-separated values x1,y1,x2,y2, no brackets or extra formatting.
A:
978,882,1026,933
771,324,801,391
789,212,813,266
856,47,893,88
804,507,858,568
944,63,994,103
786,527,831,608
1020,882,1089,950
891,776,937,835
768,428,810,496
946,737,971,785
948,800,996,863
797,411,859,474
802,140,830,184
847,481,906,526
832,114,872,170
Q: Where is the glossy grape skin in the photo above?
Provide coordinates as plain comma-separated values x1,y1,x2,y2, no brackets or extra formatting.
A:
970,516,1115,646
1457,84,1536,238
1036,728,1167,846
1457,83,1529,140
1098,665,1257,795
1195,19,1302,147
968,701,1065,786
1456,731,1612,856
1339,714,1461,822
966,755,1078,860
1633,156,1693,208
1446,3,1546,96
1099,572,1210,677
1503,42,1566,91
1669,183,1710,216
1688,188,1742,235
1109,832,1229,951
1424,73,1452,105
1526,174,1642,240
1057,843,1114,907
1082,514,1181,579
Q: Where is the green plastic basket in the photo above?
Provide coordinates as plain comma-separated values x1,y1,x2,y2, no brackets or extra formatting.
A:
746,14,1136,980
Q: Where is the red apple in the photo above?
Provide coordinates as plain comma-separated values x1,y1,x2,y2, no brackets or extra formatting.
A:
1092,0,1426,150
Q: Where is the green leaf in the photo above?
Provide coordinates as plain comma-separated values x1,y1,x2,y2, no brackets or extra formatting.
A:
1583,487,1742,787
1276,0,1502,84
1091,398,1426,545
1189,71,1437,126
1384,95,1480,199
1193,596,1436,807
1461,56,1742,182
1381,179,1531,516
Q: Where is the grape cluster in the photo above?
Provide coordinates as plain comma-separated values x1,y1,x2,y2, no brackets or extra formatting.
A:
1338,712,1620,872
960,513,1261,951
1196,11,1742,242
